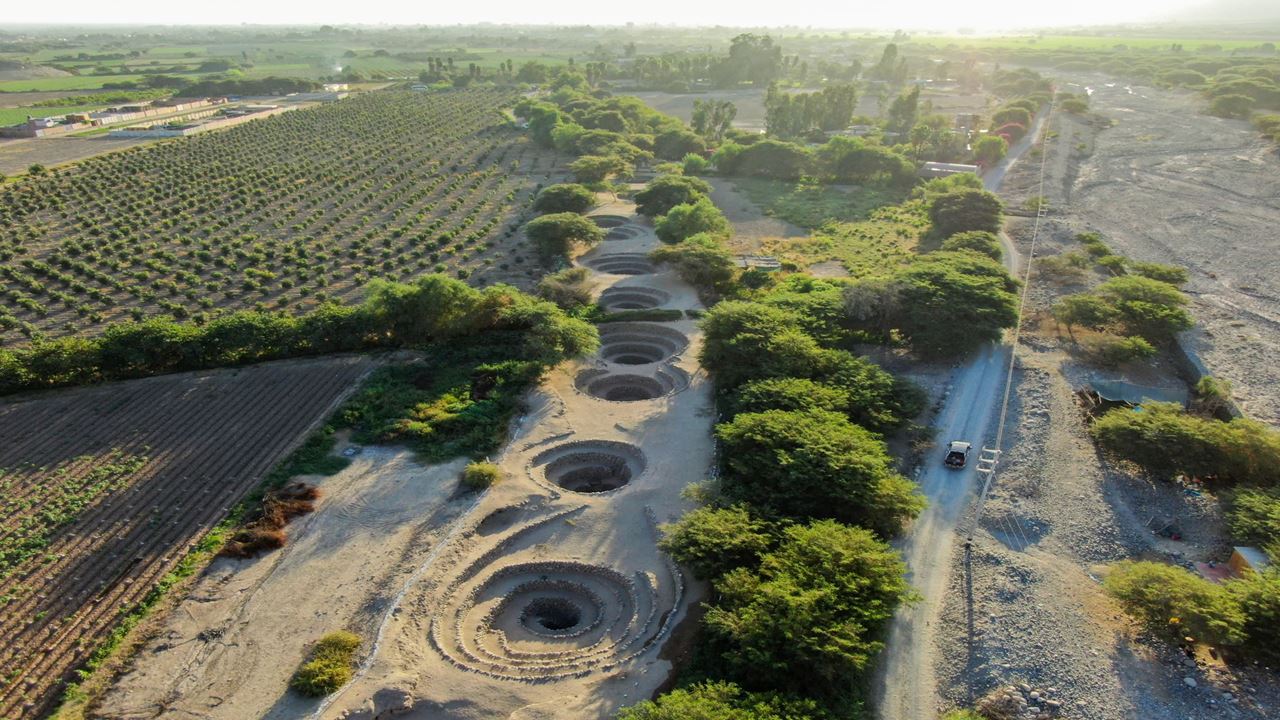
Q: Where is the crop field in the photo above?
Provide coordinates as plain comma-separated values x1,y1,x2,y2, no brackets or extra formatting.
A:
0,87,561,343
0,355,373,718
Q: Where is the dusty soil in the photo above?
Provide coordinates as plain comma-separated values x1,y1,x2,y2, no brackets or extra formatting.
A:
0,135,156,175
97,197,716,720
706,177,807,255
930,91,1280,720
629,88,774,132
1010,77,1280,424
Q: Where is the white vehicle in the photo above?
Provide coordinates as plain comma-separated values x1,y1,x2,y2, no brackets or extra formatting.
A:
944,440,971,469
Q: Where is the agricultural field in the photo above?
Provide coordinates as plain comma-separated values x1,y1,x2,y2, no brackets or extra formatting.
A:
0,354,373,718
0,87,563,343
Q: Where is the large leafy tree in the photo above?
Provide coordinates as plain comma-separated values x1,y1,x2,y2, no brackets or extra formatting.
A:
532,184,597,214
715,409,924,533
928,188,1004,237
525,212,604,259
635,175,713,217
705,521,912,693
615,681,830,720
893,251,1019,357
659,505,774,581
655,197,731,244
650,233,735,296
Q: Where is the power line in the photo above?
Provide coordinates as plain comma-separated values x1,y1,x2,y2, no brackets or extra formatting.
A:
966,96,1056,543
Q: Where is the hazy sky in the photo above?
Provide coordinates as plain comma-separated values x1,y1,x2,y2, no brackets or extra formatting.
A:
2,0,1213,32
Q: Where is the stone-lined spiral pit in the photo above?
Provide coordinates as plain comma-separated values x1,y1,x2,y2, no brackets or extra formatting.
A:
605,226,644,241
429,559,670,681
598,286,670,311
531,440,645,494
575,367,687,402
598,323,689,365
585,253,656,276
590,214,630,229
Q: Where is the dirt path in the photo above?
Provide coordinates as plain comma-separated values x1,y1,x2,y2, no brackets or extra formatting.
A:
873,105,1047,720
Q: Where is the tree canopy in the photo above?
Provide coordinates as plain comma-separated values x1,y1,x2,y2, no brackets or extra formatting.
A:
655,197,731,244
635,175,714,217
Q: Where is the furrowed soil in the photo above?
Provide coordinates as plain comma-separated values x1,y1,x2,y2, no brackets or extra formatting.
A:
929,79,1280,720
0,355,373,719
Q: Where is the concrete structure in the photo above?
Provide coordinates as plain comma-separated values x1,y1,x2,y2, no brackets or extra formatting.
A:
919,161,979,179
1230,546,1271,575
108,105,294,138
735,255,782,271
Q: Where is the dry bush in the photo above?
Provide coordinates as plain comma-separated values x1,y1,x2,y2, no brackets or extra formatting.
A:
975,688,1024,720
219,482,321,558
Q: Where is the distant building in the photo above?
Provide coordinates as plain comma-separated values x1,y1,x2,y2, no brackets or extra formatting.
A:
323,83,349,92
919,161,979,179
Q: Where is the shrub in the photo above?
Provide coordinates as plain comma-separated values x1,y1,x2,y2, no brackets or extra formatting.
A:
635,174,713,217
894,251,1019,358
928,189,1004,237
536,267,594,310
715,409,924,534
649,233,735,295
731,377,851,416
1104,561,1246,645
1086,335,1157,367
462,461,502,490
655,197,730,244
1130,262,1189,286
1095,275,1192,340
705,520,912,694
720,139,812,180
1226,487,1280,559
525,212,605,260
1051,293,1118,334
941,230,1002,260
658,505,773,580
532,183,597,214
570,154,629,184
290,631,361,697
616,681,831,720
1091,402,1280,486
681,153,710,176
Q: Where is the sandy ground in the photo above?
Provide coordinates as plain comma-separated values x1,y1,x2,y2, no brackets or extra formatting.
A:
100,196,716,719
97,449,475,719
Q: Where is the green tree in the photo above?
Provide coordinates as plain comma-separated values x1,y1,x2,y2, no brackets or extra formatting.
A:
971,135,1008,166
731,377,851,416
533,183,597,214
705,520,913,693
720,139,812,180
715,410,924,533
650,233,735,295
1051,293,1118,336
928,189,1004,237
1130,262,1189,286
894,251,1019,357
525,212,605,260
1095,275,1192,340
570,155,629,184
659,505,774,580
655,197,731,244
884,86,920,134
636,175,714,217
1105,560,1246,645
940,230,1002,260
616,681,830,720
1227,487,1280,559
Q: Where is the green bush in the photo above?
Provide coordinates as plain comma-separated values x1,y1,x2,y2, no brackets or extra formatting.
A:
616,681,831,720
536,267,594,310
525,212,605,260
650,233,735,295
1226,487,1280,559
655,197,731,244
1105,561,1246,645
1086,335,1157,367
1131,262,1189,286
928,189,1003,237
1091,402,1280,487
532,183,597,214
705,520,912,694
893,251,1020,358
462,461,502,490
290,631,361,697
658,505,773,581
716,409,924,534
635,174,713,217
681,153,710,176
940,230,1002,260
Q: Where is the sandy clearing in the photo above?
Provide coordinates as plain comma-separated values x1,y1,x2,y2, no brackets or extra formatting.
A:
0,135,156,175
706,177,807,255
96,449,474,719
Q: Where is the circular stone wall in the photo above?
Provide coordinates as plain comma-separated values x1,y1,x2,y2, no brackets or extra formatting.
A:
585,254,656,276
574,367,687,402
589,215,630,229
531,440,645,494
598,286,670,311
597,323,689,365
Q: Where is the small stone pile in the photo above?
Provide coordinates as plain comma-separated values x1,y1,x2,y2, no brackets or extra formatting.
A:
978,684,1066,719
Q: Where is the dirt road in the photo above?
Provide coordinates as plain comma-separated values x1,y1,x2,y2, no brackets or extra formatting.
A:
873,109,1048,720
